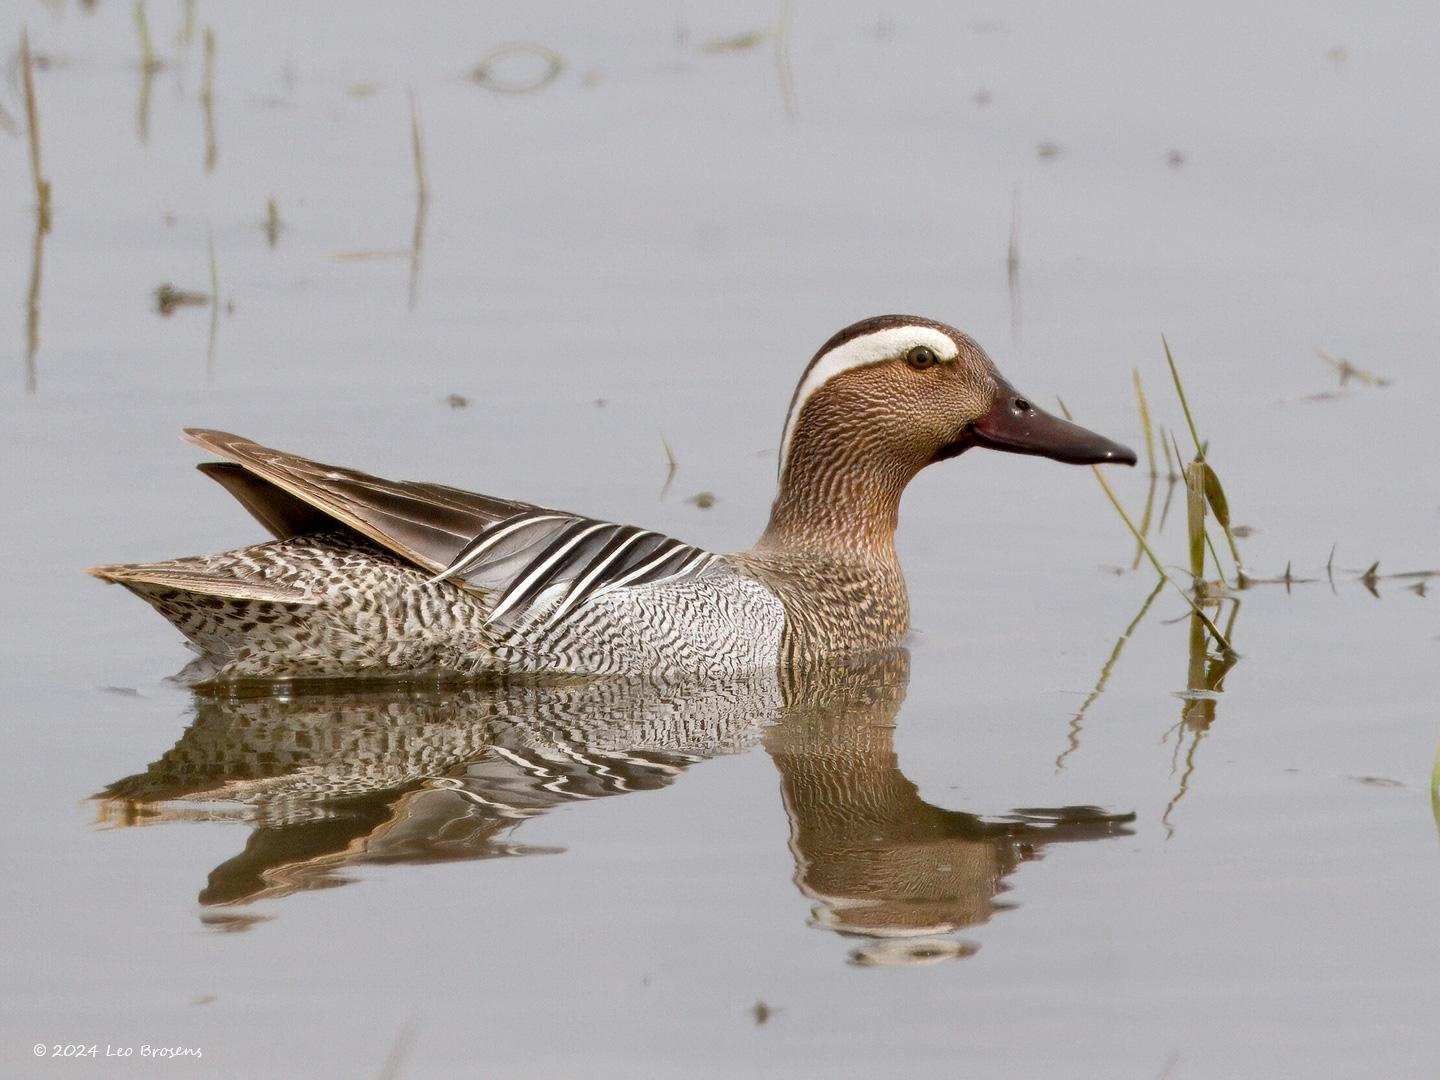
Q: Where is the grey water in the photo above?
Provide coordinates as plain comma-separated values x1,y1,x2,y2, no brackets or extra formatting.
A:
2,1,1437,1077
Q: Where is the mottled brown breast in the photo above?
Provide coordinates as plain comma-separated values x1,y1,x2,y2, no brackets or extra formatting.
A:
728,547,910,665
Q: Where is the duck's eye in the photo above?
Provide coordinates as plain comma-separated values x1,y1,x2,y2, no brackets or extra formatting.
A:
905,345,939,370
1013,397,1032,412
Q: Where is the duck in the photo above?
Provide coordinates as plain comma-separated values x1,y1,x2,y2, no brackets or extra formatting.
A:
88,315,1135,681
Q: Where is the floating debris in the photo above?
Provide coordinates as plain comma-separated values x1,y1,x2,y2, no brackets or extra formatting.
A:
700,30,766,53
751,1000,773,1026
264,198,282,246
346,82,381,98
445,394,470,409
470,44,564,94
1317,349,1391,387
1166,149,1186,168
1036,141,1061,160
973,87,992,106
1360,561,1381,598
154,283,210,315
687,492,716,510
329,250,410,262
1349,775,1403,788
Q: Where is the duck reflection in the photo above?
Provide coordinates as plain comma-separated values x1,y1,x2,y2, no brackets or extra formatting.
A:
97,653,1131,961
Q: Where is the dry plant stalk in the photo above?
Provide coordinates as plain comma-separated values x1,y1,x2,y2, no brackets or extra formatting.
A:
20,29,51,232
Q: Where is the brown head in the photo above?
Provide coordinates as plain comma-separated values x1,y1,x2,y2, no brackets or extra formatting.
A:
757,315,1135,557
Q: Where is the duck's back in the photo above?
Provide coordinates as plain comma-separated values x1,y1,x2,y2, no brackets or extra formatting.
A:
88,431,784,681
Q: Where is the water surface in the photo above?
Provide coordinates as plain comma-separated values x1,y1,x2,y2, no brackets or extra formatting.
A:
2,1,1437,1076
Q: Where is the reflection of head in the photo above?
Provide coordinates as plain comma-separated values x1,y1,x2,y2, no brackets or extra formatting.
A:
95,652,1130,964
770,652,1133,959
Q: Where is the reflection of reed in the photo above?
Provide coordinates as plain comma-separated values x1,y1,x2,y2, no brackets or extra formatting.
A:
1161,602,1241,835
1055,578,1164,771
96,655,1131,961
25,212,45,395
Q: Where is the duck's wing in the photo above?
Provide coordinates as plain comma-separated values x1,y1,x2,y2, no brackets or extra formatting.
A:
185,428,535,575
428,508,718,631
183,430,719,626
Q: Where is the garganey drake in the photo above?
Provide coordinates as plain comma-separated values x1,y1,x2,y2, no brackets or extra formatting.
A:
89,315,1135,680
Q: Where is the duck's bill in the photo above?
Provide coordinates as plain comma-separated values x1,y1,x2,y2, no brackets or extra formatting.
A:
944,388,1138,466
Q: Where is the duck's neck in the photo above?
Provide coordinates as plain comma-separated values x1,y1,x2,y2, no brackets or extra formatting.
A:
754,452,909,561
736,432,919,657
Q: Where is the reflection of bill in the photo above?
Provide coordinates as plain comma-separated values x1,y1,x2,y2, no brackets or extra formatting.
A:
97,652,1130,963
771,652,1133,965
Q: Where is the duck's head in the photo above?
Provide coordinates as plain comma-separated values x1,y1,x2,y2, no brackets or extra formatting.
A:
779,315,1136,479
764,315,1135,549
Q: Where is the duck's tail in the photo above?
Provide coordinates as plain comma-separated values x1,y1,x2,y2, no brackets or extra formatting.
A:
87,552,322,672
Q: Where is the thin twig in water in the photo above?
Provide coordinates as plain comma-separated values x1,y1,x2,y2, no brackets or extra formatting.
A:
20,29,51,233
1130,472,1157,571
134,0,160,144
1430,738,1440,844
20,28,48,395
206,229,219,379
773,0,797,119
1006,189,1021,348
201,27,217,172
1317,349,1390,388
178,0,195,47
375,1016,419,1080
408,87,429,310
25,211,45,395
660,433,678,500
1133,370,1157,477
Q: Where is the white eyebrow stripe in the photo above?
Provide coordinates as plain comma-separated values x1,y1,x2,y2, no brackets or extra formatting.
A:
777,325,959,477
